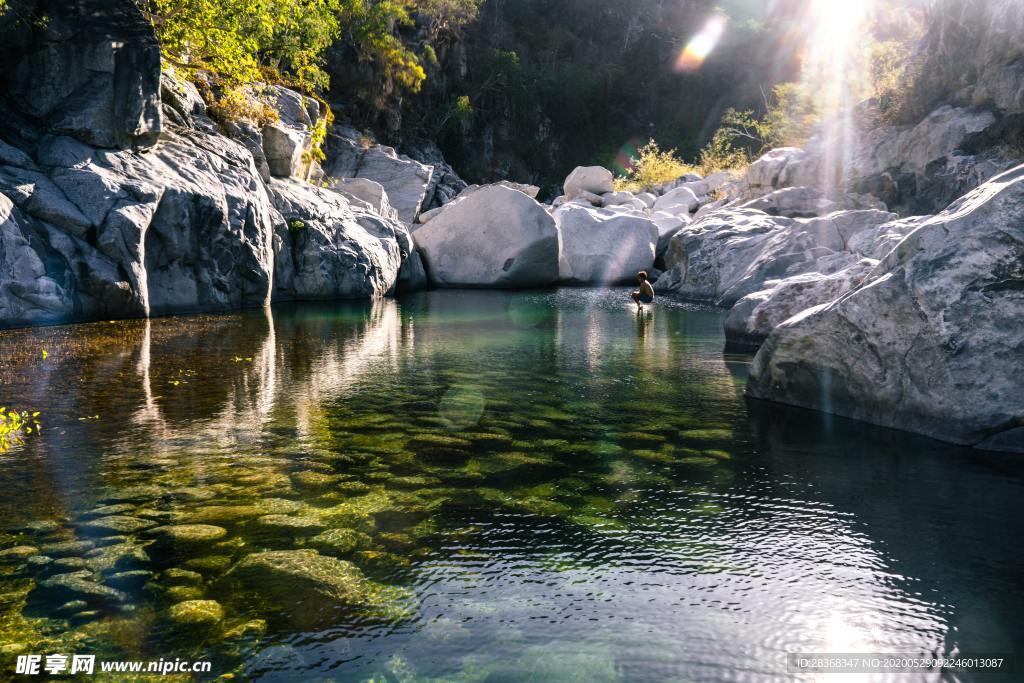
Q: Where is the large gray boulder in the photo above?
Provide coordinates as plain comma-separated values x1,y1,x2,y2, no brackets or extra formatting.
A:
260,85,319,179
654,209,795,304
0,0,162,150
563,166,614,199
270,179,406,301
414,185,559,287
327,177,398,221
846,215,931,260
747,163,1024,452
0,97,420,326
325,134,433,224
724,256,877,350
401,138,469,211
653,186,700,215
655,208,894,307
555,204,657,284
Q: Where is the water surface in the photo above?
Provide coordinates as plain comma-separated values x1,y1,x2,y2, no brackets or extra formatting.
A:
0,289,1021,682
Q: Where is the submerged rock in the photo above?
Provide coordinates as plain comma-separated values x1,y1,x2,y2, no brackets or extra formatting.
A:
225,549,411,628
78,515,156,535
309,528,370,556
748,163,1024,452
0,546,38,563
146,525,228,559
167,599,224,627
34,571,127,606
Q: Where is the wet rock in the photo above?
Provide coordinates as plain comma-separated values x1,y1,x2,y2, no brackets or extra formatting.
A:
260,499,305,515
82,541,149,574
49,557,91,573
254,515,326,536
101,485,164,504
183,556,232,575
78,515,156,535
147,524,228,545
225,549,411,628
25,555,53,570
180,506,264,526
167,599,224,627
165,586,205,602
38,540,94,558
55,600,89,616
222,618,267,640
81,504,135,519
309,528,369,556
289,471,339,492
162,568,204,586
0,546,38,563
146,525,228,559
19,520,64,535
35,571,128,605
165,487,216,502
106,570,153,590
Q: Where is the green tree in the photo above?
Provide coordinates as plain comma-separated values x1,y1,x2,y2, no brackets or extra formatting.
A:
135,0,342,90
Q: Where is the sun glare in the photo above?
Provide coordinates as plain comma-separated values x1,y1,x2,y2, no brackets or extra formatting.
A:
801,0,876,195
675,14,727,72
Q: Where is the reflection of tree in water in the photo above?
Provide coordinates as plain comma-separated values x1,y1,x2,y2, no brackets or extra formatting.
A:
0,292,1018,681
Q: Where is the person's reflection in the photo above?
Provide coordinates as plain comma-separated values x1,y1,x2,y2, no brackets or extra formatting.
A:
635,307,654,347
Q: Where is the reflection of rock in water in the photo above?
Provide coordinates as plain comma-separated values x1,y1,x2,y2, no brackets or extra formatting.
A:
746,398,1024,655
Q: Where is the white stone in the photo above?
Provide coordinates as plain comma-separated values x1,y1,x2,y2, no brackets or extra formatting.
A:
563,166,614,199
653,186,699,215
555,204,657,284
414,184,559,287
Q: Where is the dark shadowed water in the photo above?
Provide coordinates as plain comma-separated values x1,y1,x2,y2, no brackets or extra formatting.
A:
0,289,1021,682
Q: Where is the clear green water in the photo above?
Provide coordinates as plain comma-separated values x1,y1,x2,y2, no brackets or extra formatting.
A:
0,289,1021,682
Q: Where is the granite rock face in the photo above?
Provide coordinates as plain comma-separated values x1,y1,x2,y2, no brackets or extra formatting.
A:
747,164,1024,452
0,2,421,328
0,0,163,150
270,179,408,301
325,132,433,224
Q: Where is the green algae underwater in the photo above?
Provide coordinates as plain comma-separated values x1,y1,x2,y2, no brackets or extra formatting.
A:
0,289,1022,682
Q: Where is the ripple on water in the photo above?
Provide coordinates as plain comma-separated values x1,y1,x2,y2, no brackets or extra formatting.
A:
0,290,1021,681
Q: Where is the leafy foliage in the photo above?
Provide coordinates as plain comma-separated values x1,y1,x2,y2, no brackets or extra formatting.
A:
614,141,693,193
135,0,343,90
0,407,41,453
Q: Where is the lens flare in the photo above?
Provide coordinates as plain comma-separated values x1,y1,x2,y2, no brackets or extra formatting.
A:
675,15,727,72
611,138,643,176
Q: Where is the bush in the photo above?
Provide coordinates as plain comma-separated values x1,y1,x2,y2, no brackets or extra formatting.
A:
614,140,694,192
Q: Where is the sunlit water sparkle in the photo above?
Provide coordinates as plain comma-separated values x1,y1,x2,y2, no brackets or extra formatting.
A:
0,288,1020,682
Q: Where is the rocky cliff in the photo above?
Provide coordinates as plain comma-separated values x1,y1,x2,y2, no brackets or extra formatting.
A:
0,0,427,328
644,1,1024,452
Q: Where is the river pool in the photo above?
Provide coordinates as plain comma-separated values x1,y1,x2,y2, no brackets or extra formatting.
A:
0,288,1021,682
